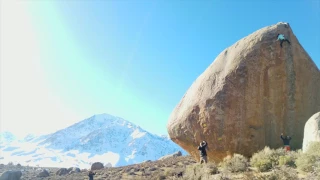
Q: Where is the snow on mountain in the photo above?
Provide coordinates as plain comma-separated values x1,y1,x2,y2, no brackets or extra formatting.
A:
0,114,187,169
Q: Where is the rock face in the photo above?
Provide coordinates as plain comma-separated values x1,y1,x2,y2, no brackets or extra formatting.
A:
167,22,320,162
303,112,320,152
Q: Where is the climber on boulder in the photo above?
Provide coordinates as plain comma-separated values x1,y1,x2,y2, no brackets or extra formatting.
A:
277,34,291,48
197,140,208,164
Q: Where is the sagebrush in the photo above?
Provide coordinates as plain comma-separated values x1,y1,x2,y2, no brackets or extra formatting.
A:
296,142,320,173
220,154,248,172
250,147,286,172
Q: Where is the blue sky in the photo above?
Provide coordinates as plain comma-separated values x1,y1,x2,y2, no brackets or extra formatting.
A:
1,0,319,138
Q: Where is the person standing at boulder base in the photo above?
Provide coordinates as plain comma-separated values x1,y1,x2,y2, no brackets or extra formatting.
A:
88,171,96,180
197,140,208,164
277,34,291,47
281,133,292,152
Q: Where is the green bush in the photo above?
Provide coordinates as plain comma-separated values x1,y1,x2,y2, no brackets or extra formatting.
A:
296,142,320,173
296,154,320,173
221,154,249,172
250,147,286,172
278,150,300,167
304,141,320,155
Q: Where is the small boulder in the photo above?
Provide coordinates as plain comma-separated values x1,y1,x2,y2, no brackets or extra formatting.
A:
55,168,69,176
142,160,152,163
0,170,22,180
37,169,49,177
91,162,104,170
104,163,112,168
303,112,320,152
68,167,80,174
158,151,182,160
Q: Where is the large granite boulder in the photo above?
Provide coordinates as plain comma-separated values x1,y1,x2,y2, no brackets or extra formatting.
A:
91,162,104,170
167,22,320,162
303,112,320,152
0,171,22,180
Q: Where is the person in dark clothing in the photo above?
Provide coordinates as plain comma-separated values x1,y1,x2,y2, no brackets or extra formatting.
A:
277,34,291,48
281,133,292,152
88,171,96,180
197,140,208,164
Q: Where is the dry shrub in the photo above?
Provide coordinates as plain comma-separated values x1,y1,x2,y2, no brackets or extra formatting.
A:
183,162,218,180
250,147,286,172
150,170,167,180
220,154,249,172
265,165,298,180
296,142,320,173
149,167,157,171
241,171,272,180
210,171,232,180
163,167,184,177
304,170,320,180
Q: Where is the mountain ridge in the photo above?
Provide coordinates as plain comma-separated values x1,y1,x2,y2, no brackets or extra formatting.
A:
0,113,187,169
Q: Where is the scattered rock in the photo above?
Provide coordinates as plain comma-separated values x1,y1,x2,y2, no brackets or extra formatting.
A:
67,167,80,174
37,169,49,177
142,160,152,163
55,168,69,176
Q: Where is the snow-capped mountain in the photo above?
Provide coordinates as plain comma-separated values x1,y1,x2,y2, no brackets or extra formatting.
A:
0,114,187,169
